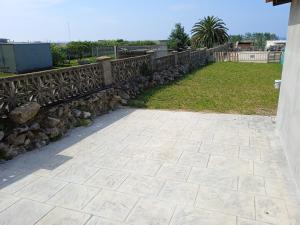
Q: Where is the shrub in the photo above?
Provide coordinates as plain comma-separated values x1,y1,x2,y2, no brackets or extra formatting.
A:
51,44,67,66
66,41,92,59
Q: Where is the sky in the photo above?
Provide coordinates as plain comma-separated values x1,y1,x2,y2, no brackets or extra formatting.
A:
0,0,291,42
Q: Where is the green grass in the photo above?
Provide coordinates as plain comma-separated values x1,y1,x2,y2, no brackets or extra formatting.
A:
53,56,97,69
129,62,282,115
54,55,115,69
0,73,15,78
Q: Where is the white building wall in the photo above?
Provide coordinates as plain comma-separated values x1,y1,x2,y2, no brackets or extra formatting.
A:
277,0,300,189
238,51,269,63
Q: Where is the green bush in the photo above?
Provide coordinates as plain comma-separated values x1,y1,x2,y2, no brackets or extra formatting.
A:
51,44,67,66
66,41,93,59
96,40,156,47
51,40,158,65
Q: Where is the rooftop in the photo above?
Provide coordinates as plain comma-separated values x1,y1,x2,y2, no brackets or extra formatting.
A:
266,0,292,6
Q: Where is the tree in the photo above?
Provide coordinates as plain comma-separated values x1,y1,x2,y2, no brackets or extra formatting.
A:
252,33,279,49
51,44,67,66
229,35,243,43
191,16,229,49
167,23,190,51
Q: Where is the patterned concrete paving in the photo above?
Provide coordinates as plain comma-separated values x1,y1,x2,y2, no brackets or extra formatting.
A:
0,108,299,225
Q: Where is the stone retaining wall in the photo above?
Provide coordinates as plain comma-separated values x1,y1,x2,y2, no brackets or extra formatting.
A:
0,44,230,160
0,88,118,160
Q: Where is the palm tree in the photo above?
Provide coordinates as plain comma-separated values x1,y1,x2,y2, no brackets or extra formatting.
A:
191,16,229,49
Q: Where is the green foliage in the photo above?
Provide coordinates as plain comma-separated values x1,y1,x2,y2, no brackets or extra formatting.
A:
229,35,243,43
191,16,229,49
78,118,92,127
167,23,190,51
66,41,92,59
246,33,279,49
230,33,279,50
0,73,15,78
51,44,67,66
96,40,156,47
129,62,282,115
52,40,157,62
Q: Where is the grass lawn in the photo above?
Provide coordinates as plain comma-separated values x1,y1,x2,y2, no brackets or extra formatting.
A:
0,73,15,78
129,62,282,115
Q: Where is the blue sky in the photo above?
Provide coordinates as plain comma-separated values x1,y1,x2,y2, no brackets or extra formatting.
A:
0,0,290,42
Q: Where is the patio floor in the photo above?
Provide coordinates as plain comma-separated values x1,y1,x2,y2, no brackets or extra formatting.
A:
0,108,299,225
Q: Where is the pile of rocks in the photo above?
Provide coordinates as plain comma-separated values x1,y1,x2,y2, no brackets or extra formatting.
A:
115,64,190,103
152,65,188,85
0,88,121,160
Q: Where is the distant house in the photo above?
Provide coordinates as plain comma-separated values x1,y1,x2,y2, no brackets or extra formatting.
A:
0,42,53,74
265,40,286,51
235,40,254,50
0,38,9,44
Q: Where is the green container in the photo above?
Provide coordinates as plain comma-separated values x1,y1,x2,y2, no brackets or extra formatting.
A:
280,50,285,65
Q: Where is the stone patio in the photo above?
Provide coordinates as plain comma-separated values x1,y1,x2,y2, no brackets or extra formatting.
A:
0,108,299,225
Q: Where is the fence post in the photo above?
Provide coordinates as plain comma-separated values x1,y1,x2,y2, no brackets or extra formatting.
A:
188,50,192,69
102,59,113,86
147,50,156,71
114,46,118,59
174,52,178,66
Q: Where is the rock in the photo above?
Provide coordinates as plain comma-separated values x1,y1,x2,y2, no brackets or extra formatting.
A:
113,95,122,102
45,117,60,128
35,141,47,149
68,116,77,128
45,128,60,139
64,105,70,112
25,131,35,140
120,92,130,100
121,99,128,105
82,112,91,119
24,139,31,146
0,143,17,160
0,142,9,158
37,132,49,142
0,131,4,141
7,133,27,146
58,107,64,117
0,142,8,151
73,109,82,118
9,102,41,124
30,122,40,131
7,146,24,159
13,125,29,134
